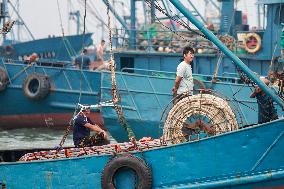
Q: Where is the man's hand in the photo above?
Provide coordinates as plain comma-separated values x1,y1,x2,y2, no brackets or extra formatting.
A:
100,130,108,140
172,86,177,94
254,86,262,93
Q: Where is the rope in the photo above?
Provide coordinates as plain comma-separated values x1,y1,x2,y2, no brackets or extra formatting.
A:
163,94,238,144
0,20,15,34
144,0,209,43
268,4,283,76
57,0,88,149
106,0,136,141
56,0,77,58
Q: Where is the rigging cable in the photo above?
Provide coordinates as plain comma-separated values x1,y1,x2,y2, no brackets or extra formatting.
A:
211,5,237,86
106,0,136,142
57,0,89,149
144,0,218,51
268,3,283,76
56,0,76,58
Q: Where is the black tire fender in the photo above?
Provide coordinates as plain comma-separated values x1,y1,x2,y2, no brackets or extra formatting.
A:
0,66,8,91
101,154,152,189
23,73,50,100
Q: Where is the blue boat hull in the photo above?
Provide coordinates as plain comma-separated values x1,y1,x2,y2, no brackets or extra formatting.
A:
0,33,93,61
0,61,102,128
100,71,284,142
0,119,283,188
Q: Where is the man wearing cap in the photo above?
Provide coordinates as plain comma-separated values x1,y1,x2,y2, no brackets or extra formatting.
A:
73,106,108,147
250,77,278,124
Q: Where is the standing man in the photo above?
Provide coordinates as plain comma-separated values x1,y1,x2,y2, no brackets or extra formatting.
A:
73,106,108,147
172,46,195,98
250,77,278,124
96,40,106,63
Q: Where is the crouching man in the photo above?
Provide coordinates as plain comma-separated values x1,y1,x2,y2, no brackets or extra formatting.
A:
73,106,109,147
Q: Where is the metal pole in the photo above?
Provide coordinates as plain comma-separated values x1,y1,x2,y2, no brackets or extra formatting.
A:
2,0,8,42
150,0,155,23
16,0,20,41
102,0,130,35
257,4,261,29
169,0,284,109
8,1,35,40
161,0,176,30
187,0,207,25
208,0,221,12
130,0,136,49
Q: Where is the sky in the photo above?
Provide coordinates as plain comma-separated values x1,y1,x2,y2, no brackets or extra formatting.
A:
7,0,258,45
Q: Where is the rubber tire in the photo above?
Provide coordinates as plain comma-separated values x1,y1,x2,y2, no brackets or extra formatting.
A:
23,73,50,100
101,154,152,189
0,66,8,91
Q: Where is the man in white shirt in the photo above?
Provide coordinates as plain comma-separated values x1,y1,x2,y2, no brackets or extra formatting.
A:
172,46,195,97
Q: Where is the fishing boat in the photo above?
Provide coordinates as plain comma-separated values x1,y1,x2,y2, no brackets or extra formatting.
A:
1,1,284,188
0,0,94,128
0,0,283,138
0,0,93,61
0,61,103,128
100,0,284,142
0,33,93,61
108,0,283,77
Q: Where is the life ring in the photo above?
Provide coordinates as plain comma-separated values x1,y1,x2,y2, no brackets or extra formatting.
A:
193,78,206,94
0,66,8,91
243,33,261,53
23,73,50,100
101,154,152,189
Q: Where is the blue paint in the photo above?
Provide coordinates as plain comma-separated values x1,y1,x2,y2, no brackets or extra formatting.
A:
0,120,283,188
2,33,93,61
100,70,284,142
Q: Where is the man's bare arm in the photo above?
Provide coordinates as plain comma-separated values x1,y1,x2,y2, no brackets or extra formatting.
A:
84,123,108,139
172,76,182,94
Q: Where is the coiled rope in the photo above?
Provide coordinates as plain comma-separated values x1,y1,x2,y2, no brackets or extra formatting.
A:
163,93,238,144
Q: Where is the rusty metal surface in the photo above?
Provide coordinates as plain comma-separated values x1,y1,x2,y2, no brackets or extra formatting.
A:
0,112,105,129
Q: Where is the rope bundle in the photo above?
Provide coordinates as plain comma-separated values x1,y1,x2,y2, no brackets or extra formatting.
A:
163,94,238,144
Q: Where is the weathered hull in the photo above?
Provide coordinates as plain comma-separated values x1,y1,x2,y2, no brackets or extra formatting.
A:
100,71,284,142
0,112,104,129
0,119,283,188
0,61,102,129
0,33,93,61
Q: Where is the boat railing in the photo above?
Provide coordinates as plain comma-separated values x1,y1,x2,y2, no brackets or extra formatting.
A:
6,58,72,68
111,27,256,55
120,67,242,84
112,27,218,54
1,58,97,94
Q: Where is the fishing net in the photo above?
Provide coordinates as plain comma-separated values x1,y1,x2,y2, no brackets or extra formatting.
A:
163,93,239,144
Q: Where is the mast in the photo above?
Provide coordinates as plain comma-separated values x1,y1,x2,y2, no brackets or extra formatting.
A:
150,0,155,23
219,0,234,35
102,0,130,35
130,0,136,49
169,0,284,109
1,0,8,42
8,1,34,40
69,11,81,35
